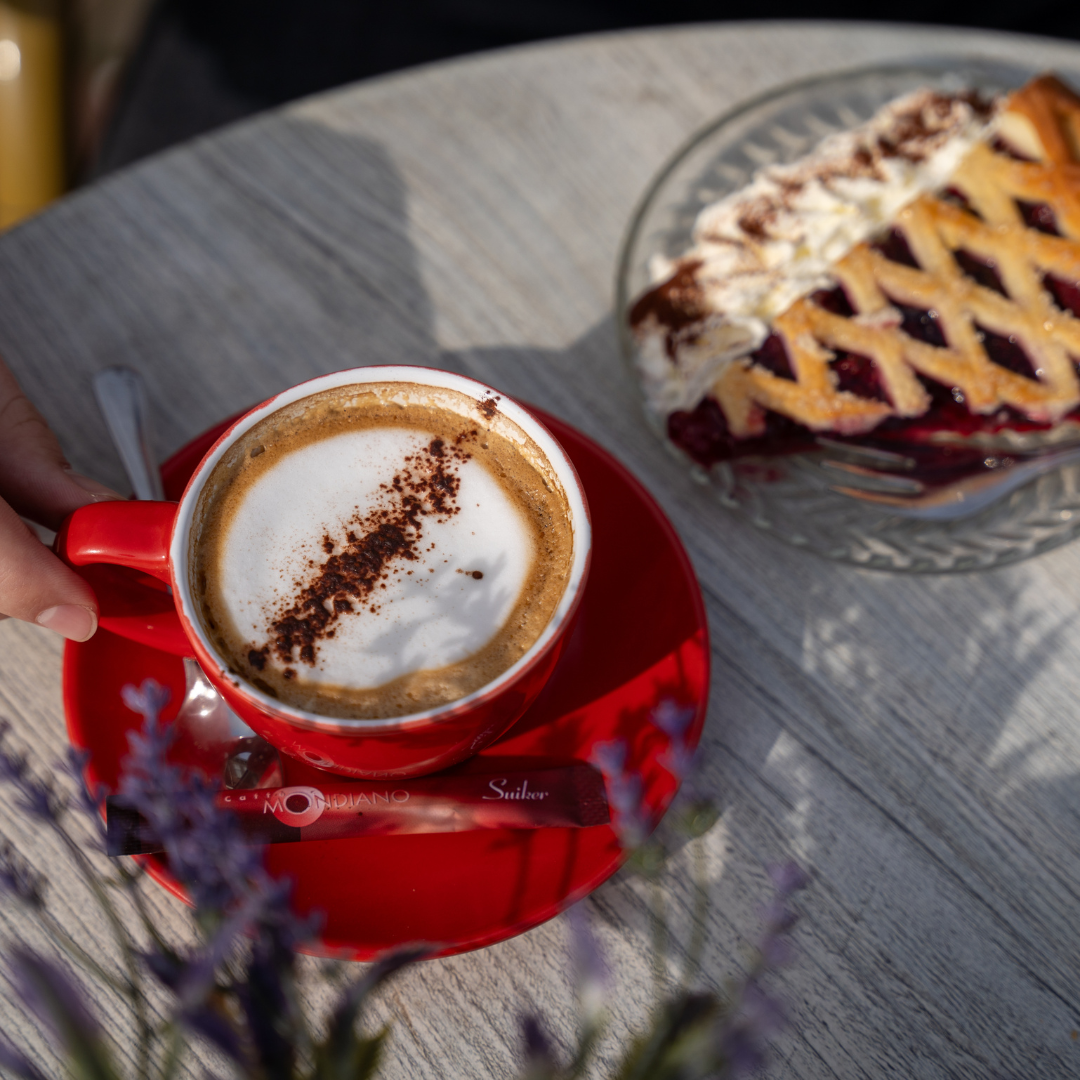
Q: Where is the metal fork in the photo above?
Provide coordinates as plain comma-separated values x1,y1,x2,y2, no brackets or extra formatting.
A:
817,437,1080,521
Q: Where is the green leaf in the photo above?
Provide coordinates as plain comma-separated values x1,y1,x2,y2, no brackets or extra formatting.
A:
311,1026,388,1080
313,942,428,1078
671,802,719,840
625,842,667,879
613,994,722,1080
157,1023,185,1080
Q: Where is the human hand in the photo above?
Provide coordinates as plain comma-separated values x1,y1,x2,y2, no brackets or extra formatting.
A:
0,358,122,640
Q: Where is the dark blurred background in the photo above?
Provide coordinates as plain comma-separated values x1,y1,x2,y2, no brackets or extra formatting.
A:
94,0,1080,176
3,0,1080,228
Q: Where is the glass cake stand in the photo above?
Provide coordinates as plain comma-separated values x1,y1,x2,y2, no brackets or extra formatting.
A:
616,58,1080,572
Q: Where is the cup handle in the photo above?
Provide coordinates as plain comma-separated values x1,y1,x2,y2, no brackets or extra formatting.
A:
55,502,191,656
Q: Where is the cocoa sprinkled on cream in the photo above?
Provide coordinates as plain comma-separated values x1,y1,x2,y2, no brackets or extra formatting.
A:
259,432,478,668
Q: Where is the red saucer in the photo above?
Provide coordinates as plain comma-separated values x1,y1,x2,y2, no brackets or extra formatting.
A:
64,408,709,960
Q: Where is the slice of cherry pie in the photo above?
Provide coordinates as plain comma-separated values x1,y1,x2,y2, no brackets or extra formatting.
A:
629,74,1080,477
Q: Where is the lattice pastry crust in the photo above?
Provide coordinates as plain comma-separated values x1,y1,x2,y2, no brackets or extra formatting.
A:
635,75,1080,453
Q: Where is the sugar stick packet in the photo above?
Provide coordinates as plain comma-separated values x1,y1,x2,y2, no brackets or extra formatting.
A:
107,765,609,856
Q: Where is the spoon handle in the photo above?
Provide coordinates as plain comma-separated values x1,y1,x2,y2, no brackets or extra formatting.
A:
92,367,165,501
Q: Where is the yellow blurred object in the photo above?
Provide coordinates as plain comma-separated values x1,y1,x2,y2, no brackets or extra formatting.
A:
0,0,65,230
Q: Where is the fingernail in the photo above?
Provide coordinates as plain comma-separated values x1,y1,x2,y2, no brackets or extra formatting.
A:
36,605,97,642
65,471,124,502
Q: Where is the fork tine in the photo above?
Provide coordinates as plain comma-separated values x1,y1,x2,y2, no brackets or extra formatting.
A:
814,437,917,470
821,459,924,494
827,484,929,507
827,481,992,520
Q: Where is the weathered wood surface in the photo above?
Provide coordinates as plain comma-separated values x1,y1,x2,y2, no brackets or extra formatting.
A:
2,21,1080,1078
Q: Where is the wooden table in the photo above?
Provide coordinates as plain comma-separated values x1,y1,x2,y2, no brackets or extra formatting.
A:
3,21,1080,1078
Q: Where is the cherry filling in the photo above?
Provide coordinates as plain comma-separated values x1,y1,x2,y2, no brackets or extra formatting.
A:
830,353,890,403
1017,200,1061,235
990,137,1034,161
810,286,855,317
667,395,815,467
954,250,1007,295
941,187,979,217
873,228,919,267
894,301,947,348
1045,273,1080,317
750,332,795,379
976,326,1039,380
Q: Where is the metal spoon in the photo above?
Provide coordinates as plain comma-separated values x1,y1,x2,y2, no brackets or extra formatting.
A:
92,366,164,502
92,367,278,788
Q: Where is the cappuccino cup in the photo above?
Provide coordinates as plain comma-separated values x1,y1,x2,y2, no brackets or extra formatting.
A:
58,367,591,778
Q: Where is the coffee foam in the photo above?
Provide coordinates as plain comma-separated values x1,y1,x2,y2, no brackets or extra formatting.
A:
190,382,574,719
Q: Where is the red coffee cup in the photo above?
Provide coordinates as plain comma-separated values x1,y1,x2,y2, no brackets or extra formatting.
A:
56,367,591,779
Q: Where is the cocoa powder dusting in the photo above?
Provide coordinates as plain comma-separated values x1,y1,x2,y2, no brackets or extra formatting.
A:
628,258,707,339
256,432,478,669
737,200,775,240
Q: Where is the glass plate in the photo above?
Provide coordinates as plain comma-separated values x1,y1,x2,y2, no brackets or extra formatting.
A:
616,58,1080,572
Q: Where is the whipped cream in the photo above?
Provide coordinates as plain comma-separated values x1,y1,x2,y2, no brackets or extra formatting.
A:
631,88,1000,416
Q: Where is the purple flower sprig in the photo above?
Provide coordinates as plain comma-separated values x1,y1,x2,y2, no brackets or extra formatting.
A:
650,700,699,785
590,699,718,865
589,702,717,1007
117,680,270,924
116,679,429,1078
515,862,809,1080
715,862,812,1076
517,901,611,1080
11,949,122,1080
116,678,324,1073
519,1012,560,1080
0,683,427,1080
650,699,719,845
0,718,153,1077
525,701,807,1080
589,740,651,854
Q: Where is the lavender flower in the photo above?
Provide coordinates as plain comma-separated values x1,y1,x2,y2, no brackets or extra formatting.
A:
0,682,425,1080
524,716,808,1080
0,1038,48,1080
516,906,608,1080
113,679,324,1072
519,1014,559,1080
11,949,118,1079
565,901,611,1025
315,942,432,1076
62,747,108,849
714,861,810,1077
589,739,650,850
0,671,811,1080
117,680,265,916
649,699,717,842
120,679,172,723
767,861,811,896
